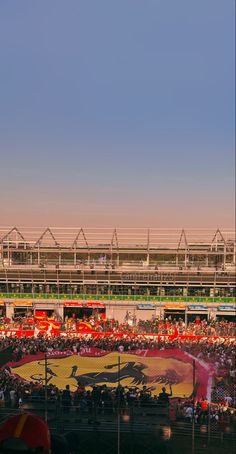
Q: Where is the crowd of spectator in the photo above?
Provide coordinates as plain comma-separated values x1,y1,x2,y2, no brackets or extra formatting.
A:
133,317,235,337
0,312,235,337
0,328,235,410
0,363,235,433
0,313,235,445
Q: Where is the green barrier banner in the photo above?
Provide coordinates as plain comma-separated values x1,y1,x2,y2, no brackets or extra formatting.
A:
0,293,235,304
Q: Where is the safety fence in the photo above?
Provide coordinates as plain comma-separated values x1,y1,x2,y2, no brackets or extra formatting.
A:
0,398,235,431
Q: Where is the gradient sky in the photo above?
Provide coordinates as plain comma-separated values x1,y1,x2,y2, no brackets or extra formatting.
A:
0,0,234,228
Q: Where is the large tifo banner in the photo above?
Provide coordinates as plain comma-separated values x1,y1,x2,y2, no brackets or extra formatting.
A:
7,349,212,399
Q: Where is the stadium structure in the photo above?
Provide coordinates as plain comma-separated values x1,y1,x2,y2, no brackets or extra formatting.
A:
0,227,235,323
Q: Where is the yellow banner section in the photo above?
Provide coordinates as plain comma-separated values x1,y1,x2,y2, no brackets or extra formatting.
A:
10,352,193,398
0,301,5,306
165,304,185,309
13,301,33,307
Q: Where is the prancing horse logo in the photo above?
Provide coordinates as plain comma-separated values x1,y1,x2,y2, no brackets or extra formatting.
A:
9,352,194,396
68,361,183,387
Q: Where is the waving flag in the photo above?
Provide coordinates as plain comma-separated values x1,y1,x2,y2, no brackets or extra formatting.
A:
7,348,212,399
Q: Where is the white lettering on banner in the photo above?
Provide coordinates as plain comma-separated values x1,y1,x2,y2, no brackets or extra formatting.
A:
80,347,92,354
135,349,147,355
47,349,110,357
47,349,106,358
47,351,71,357
0,331,17,337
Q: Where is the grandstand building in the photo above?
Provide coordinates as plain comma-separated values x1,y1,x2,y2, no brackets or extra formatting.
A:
0,227,235,323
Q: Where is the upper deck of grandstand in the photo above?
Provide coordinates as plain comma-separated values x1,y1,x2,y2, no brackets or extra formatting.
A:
0,228,235,325
0,227,235,270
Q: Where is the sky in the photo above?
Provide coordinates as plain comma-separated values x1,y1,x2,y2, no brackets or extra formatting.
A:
0,0,234,228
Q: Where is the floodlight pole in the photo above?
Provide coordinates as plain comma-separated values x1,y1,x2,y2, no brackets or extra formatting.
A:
117,355,121,454
207,399,211,444
192,359,196,454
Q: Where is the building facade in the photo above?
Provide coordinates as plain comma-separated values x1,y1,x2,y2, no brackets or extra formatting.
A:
0,227,235,323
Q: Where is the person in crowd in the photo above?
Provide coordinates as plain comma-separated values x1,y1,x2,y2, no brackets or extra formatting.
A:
62,384,72,414
0,413,72,454
158,385,173,407
0,413,51,454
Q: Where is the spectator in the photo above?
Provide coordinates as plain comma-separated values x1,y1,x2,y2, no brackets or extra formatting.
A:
158,385,172,407
0,413,51,454
62,384,72,414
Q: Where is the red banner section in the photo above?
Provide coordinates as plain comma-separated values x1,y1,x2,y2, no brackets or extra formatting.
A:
64,301,105,307
7,348,211,399
0,328,235,342
0,330,35,337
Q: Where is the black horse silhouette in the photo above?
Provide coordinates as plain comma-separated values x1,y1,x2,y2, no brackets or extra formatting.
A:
68,361,183,387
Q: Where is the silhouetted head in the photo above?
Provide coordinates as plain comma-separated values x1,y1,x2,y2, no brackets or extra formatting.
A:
0,413,51,453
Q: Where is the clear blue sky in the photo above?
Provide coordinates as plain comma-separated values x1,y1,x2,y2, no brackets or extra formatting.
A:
0,0,234,227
